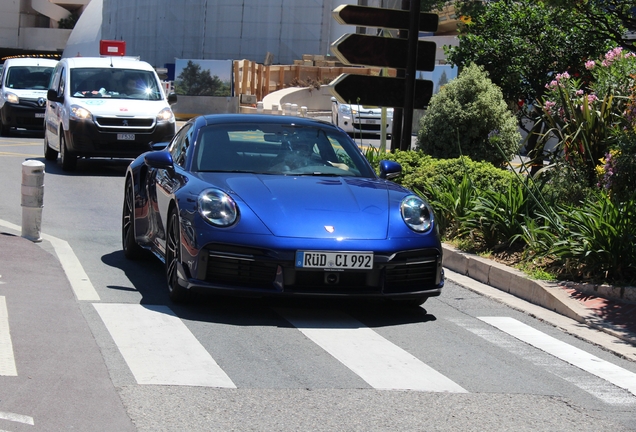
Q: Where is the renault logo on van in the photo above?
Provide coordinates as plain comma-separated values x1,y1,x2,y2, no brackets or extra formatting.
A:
122,120,129,126
37,97,46,107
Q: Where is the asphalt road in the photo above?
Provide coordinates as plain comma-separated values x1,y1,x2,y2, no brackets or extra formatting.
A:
0,130,635,431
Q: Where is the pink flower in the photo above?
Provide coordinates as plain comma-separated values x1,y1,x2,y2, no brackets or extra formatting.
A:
585,60,595,70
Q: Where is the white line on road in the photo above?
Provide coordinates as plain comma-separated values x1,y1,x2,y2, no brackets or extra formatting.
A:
41,234,100,301
0,219,100,301
480,317,636,397
278,308,467,393
94,303,236,388
0,296,17,376
0,410,34,425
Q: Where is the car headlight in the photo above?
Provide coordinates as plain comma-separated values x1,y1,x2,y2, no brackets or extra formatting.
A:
198,188,238,227
70,104,92,120
338,104,352,116
157,107,174,122
5,92,19,104
401,195,433,232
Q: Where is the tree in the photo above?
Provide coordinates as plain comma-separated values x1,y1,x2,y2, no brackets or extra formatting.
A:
174,60,230,96
547,0,633,51
417,63,521,166
445,0,615,171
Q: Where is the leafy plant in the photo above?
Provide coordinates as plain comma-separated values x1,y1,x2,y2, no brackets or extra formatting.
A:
417,64,521,166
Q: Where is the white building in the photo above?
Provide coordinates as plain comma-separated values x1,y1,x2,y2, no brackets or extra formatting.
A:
0,0,89,59
1,0,459,69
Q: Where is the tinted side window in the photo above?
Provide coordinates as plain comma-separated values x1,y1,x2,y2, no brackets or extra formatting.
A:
169,124,192,167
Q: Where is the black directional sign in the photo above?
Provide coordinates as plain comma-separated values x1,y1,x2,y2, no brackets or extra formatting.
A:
330,74,434,109
333,4,438,32
331,33,436,71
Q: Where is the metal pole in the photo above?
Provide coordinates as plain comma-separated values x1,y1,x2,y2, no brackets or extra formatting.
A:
399,0,420,151
390,0,410,152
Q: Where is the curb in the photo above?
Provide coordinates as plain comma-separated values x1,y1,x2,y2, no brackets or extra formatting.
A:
441,244,636,346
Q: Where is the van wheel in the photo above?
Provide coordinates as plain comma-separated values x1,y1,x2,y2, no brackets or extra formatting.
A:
43,135,58,161
0,119,9,137
59,133,77,171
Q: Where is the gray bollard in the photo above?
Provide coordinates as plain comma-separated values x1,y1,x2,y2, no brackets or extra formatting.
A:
256,101,263,113
21,160,45,242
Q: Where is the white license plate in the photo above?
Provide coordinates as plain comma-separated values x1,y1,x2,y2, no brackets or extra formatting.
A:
35,113,45,118
295,251,373,269
117,133,135,140
363,119,379,124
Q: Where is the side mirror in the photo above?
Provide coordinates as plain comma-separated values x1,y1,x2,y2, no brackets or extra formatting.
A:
47,89,63,103
379,160,402,180
167,92,177,105
144,150,174,170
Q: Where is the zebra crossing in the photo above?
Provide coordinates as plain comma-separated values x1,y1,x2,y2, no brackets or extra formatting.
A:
3,297,636,405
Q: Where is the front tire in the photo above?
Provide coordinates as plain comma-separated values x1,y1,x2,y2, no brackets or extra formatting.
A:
59,132,77,171
122,177,145,259
166,207,189,303
0,118,10,137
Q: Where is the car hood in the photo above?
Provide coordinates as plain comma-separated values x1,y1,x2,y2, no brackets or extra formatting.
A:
225,175,391,239
69,97,169,116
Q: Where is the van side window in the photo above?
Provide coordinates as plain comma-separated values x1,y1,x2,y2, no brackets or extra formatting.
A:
169,124,192,168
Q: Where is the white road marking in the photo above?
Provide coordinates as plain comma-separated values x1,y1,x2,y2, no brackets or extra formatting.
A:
0,410,34,425
0,297,17,376
94,303,236,388
41,234,100,301
0,219,100,301
479,317,636,398
279,308,467,393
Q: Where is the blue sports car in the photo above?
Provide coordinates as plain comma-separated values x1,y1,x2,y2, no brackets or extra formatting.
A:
122,114,444,305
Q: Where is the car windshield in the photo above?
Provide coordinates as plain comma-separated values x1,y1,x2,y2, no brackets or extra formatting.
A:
194,123,376,177
5,66,54,90
69,68,163,100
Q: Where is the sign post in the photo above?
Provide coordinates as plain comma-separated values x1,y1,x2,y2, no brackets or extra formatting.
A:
330,4,438,151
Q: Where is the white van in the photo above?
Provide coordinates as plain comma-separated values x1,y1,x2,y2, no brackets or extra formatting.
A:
0,57,58,136
44,56,177,171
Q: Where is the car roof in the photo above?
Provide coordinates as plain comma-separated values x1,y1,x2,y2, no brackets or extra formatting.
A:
59,56,155,71
195,113,337,129
3,58,58,67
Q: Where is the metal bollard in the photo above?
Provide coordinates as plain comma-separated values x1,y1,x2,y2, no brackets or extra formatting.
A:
256,101,263,113
284,103,292,116
291,104,298,116
271,104,279,115
21,160,45,242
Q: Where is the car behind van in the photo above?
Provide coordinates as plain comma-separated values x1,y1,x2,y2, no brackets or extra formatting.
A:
0,57,58,136
44,56,177,171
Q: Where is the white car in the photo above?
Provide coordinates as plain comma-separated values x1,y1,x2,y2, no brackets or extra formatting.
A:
331,97,393,136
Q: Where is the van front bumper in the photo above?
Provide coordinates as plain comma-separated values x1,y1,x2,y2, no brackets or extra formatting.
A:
1,102,46,131
67,118,175,158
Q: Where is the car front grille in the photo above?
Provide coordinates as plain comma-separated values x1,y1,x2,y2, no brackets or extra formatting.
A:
94,116,155,132
205,255,279,288
202,246,441,295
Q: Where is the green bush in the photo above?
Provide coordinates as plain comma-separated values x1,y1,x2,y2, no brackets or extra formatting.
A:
417,63,521,166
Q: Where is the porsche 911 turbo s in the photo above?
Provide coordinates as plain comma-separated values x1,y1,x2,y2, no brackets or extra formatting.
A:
122,114,443,305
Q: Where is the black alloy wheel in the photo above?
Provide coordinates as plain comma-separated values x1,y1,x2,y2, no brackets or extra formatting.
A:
166,207,189,303
122,177,145,259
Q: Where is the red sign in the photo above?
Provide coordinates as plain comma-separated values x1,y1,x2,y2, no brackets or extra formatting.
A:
99,40,126,56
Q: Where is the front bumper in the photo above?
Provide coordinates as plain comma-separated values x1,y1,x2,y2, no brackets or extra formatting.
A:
1,102,46,131
177,243,444,300
67,117,175,158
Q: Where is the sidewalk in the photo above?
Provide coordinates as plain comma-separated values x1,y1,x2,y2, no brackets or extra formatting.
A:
442,243,636,352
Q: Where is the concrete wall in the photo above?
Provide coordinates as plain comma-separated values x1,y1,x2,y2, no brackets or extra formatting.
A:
262,85,332,111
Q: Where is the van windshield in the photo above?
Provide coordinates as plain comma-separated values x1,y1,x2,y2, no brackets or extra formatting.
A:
5,66,54,90
70,68,163,100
